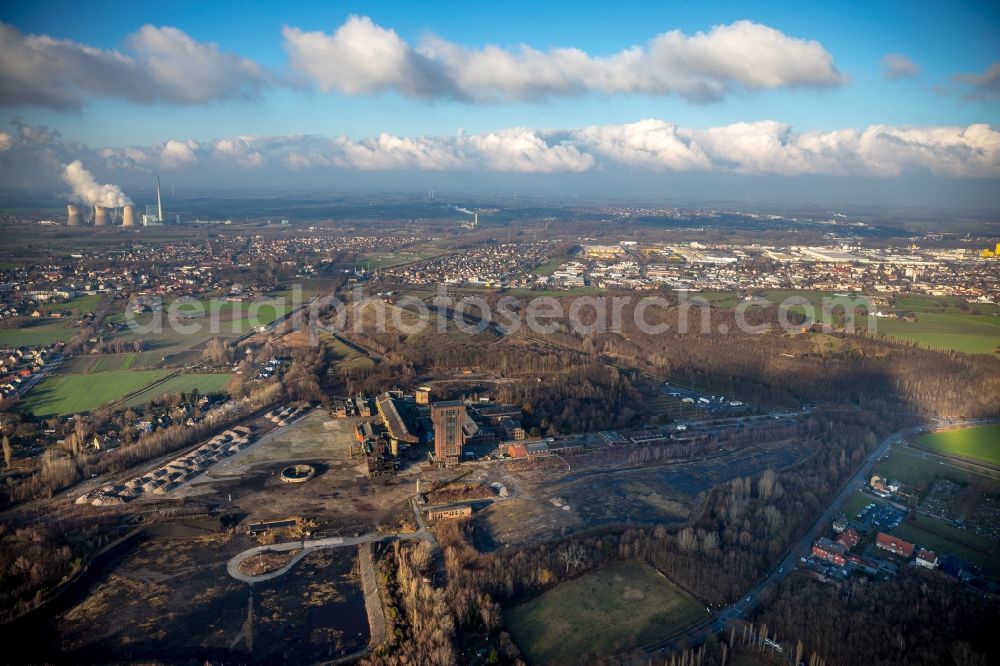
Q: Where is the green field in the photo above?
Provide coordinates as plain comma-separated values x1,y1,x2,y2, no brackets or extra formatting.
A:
532,258,565,276
0,319,78,347
39,294,102,315
122,373,231,407
504,560,703,665
60,354,138,374
114,295,292,369
691,291,741,308
325,335,377,373
875,450,1000,494
20,369,231,416
681,291,1000,355
861,312,1000,356
758,289,842,310
894,295,1000,316
339,244,448,272
504,286,604,297
90,354,138,373
858,296,1000,356
913,425,1000,466
21,370,171,416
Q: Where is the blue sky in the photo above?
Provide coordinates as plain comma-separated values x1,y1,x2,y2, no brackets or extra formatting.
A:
0,1,998,205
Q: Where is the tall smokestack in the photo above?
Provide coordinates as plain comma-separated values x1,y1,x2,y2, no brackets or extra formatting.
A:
155,174,163,223
67,204,82,226
122,205,135,227
93,206,109,226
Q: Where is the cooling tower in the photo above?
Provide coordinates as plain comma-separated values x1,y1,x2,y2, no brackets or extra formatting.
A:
93,206,109,226
122,205,135,227
66,204,82,226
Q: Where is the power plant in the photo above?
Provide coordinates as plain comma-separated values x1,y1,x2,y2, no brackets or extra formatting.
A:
66,204,82,226
63,173,167,227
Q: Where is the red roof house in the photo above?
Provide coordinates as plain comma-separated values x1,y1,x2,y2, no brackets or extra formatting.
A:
876,532,914,558
812,537,847,567
835,528,861,551
915,548,939,569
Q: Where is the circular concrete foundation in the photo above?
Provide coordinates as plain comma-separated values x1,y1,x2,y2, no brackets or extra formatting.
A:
280,464,316,483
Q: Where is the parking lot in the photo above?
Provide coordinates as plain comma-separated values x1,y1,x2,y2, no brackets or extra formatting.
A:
856,502,907,530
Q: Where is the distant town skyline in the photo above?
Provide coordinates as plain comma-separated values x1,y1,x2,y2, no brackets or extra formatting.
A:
0,1,998,205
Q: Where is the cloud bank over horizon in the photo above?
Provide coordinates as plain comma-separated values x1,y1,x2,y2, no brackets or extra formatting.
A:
5,119,998,181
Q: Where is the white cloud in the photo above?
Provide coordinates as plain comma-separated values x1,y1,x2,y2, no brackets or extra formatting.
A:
572,120,711,171
282,17,453,98
160,139,200,168
214,136,267,168
855,123,1000,177
285,17,845,103
100,138,200,170
332,133,466,170
0,22,267,109
459,128,593,172
576,120,1000,178
205,128,589,172
881,53,921,80
685,122,862,176
127,26,267,103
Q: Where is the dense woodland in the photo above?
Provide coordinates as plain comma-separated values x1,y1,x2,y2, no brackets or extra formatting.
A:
756,570,997,666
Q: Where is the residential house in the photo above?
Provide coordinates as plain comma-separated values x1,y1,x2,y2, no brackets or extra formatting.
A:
836,528,861,551
812,537,847,567
915,548,939,569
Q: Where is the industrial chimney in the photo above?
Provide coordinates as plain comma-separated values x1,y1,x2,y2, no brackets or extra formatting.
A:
155,174,163,223
122,205,136,227
93,206,109,226
66,204,82,226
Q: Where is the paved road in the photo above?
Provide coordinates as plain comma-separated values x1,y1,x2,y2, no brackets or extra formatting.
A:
227,499,433,584
643,417,994,654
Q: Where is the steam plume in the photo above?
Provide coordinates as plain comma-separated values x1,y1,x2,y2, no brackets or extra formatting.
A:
62,160,133,207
